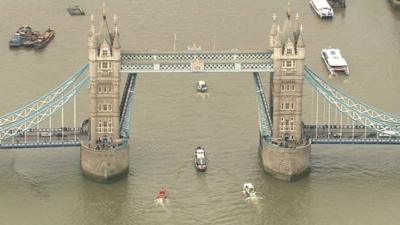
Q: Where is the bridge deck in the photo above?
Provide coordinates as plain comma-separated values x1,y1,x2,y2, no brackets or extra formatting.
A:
304,124,400,144
120,51,273,73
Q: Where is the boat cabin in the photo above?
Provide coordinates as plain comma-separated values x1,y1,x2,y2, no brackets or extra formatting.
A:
310,0,334,18
321,48,349,75
197,80,208,92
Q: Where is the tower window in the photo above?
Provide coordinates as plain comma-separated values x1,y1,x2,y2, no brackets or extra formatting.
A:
286,48,292,54
282,60,296,69
285,102,290,110
292,85,295,91
102,50,108,56
102,62,108,69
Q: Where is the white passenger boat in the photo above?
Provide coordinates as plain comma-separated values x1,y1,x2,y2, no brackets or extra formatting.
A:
243,183,256,197
310,0,334,18
321,48,349,75
196,80,208,92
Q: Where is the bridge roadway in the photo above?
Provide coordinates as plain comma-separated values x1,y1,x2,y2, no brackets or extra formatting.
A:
0,127,88,149
120,51,273,73
304,125,400,144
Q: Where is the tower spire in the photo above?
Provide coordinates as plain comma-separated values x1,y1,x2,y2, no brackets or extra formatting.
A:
287,1,291,19
102,2,107,19
90,14,95,36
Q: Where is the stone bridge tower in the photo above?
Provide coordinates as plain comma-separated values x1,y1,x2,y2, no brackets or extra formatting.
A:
259,7,311,181
80,5,129,183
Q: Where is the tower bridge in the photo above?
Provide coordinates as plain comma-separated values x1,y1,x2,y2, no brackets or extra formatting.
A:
1,5,399,182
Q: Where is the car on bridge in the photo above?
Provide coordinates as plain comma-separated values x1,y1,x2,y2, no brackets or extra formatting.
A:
378,131,398,138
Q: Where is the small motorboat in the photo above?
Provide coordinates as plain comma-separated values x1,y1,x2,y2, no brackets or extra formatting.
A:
194,146,207,171
9,26,32,48
321,48,349,75
67,5,85,16
310,0,334,18
196,80,208,93
157,188,167,199
243,183,257,197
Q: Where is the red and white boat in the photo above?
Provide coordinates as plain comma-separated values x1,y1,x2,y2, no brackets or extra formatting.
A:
194,147,207,171
157,188,167,199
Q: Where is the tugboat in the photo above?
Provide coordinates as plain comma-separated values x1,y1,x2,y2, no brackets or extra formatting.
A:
194,146,207,171
196,80,208,93
23,31,40,48
9,26,32,48
157,187,167,200
243,183,257,197
33,28,55,49
321,48,349,75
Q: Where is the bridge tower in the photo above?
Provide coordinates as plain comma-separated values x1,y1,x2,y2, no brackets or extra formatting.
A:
80,5,129,183
259,7,311,181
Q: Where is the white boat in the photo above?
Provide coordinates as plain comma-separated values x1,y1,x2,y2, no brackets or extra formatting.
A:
321,48,349,75
196,80,208,92
243,183,256,197
194,147,207,171
310,0,334,18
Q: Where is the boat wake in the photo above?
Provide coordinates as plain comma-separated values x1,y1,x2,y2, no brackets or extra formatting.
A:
244,195,263,202
196,92,209,100
154,198,169,205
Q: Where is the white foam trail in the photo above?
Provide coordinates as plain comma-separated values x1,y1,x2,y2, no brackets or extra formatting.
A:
196,92,210,100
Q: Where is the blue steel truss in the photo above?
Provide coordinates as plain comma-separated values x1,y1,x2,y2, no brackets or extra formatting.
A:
304,66,400,136
120,51,274,73
0,64,88,127
119,73,137,139
0,66,89,141
253,72,272,142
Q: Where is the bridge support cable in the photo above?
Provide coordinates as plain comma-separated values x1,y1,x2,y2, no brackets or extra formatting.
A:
315,92,319,138
328,103,331,139
304,66,400,125
304,67,400,136
0,76,89,140
119,73,137,139
0,64,88,127
253,72,272,141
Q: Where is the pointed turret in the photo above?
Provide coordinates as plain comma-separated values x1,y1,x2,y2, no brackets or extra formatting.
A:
88,14,97,49
98,3,113,48
269,13,277,49
112,14,121,49
297,24,305,48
